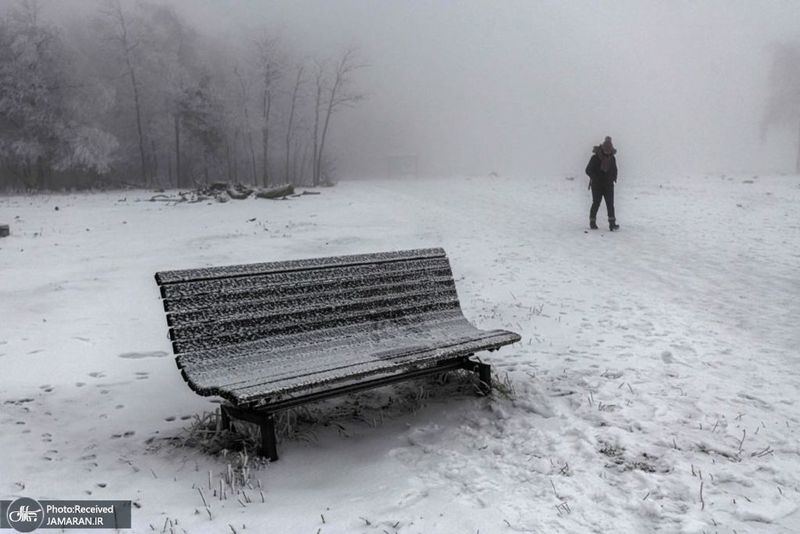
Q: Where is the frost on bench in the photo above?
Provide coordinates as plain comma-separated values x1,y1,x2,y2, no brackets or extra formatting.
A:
155,248,520,458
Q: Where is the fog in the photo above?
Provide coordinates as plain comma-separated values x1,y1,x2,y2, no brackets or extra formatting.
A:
24,1,800,181
168,0,800,178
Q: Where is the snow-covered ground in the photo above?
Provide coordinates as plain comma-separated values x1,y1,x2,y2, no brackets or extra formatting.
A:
1,173,799,533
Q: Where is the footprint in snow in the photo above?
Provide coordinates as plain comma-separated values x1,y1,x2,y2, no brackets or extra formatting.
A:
661,351,675,364
737,392,773,411
118,351,169,359
4,398,34,405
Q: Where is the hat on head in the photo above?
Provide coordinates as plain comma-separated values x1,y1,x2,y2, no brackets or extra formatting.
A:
601,136,616,155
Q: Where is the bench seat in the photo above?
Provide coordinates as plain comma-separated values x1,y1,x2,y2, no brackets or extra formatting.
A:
178,310,519,405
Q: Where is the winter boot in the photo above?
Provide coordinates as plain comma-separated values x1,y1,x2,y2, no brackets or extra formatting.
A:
590,218,598,230
609,218,619,231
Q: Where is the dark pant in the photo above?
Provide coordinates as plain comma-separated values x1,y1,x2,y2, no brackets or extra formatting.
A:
590,181,615,223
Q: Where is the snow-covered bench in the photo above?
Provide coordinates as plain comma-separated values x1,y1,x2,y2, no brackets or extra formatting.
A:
154,248,520,460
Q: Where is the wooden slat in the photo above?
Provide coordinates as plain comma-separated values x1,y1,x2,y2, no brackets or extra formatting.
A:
169,290,459,340
155,248,446,284
163,270,455,313
176,309,467,368
170,298,462,354
165,277,457,327
159,256,452,300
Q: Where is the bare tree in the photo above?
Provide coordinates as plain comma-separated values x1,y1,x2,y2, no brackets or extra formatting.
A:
102,0,148,186
234,66,258,185
311,60,325,187
762,43,800,172
257,36,282,187
285,64,304,185
174,114,181,187
314,48,364,186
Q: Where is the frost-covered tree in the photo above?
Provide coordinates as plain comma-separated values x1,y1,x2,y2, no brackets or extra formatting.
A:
0,1,116,189
0,0,364,191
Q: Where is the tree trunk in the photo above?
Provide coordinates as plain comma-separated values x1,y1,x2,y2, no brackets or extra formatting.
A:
232,130,240,183
129,61,148,186
317,101,335,186
316,72,343,186
113,1,148,186
225,139,232,182
292,140,304,185
262,90,272,188
312,80,322,186
175,114,182,188
150,139,159,188
235,68,258,185
248,132,257,186
286,66,304,185
300,143,311,186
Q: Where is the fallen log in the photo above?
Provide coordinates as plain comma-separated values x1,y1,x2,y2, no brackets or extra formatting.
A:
227,184,253,200
149,194,175,202
255,184,294,199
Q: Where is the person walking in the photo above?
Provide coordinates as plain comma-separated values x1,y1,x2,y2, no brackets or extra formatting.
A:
585,136,619,231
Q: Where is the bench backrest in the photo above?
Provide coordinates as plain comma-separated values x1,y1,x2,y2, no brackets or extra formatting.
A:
155,248,463,355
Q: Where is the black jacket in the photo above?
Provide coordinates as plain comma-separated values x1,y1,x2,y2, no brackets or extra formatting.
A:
585,153,618,184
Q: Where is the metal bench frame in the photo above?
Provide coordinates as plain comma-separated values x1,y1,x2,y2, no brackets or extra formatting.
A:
219,358,491,461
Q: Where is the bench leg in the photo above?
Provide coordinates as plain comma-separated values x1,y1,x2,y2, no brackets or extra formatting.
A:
462,359,492,395
477,362,492,395
259,414,279,462
219,405,231,431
